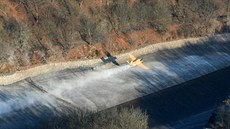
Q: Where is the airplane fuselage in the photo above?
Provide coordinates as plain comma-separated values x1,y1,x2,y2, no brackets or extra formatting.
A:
127,54,149,70
128,58,144,66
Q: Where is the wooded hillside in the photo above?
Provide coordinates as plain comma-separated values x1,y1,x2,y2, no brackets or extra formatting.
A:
0,0,229,74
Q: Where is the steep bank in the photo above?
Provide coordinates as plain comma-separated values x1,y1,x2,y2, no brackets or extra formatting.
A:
0,0,230,74
1,32,230,129
1,33,230,85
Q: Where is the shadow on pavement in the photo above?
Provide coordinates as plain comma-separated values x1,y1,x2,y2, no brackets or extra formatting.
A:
116,66,230,128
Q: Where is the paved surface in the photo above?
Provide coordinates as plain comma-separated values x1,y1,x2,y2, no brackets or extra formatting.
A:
116,66,230,128
0,39,230,129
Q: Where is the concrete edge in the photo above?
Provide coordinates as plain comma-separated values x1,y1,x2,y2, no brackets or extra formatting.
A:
0,33,230,85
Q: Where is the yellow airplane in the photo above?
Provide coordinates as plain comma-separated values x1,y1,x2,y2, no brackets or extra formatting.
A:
127,54,149,70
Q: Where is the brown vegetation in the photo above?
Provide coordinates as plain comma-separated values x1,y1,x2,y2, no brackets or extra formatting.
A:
38,107,148,129
0,0,229,74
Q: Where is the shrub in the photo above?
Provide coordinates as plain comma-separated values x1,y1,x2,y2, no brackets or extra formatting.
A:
177,24,196,38
39,107,148,129
3,18,20,41
79,17,106,44
149,22,168,35
106,0,172,34
18,24,31,47
0,42,10,64
91,108,148,129
106,0,130,31
171,0,217,23
206,105,230,129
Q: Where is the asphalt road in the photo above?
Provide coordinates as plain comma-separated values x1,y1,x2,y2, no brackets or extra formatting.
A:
0,39,230,129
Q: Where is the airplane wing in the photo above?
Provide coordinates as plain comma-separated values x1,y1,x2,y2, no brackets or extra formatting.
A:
129,54,137,61
111,60,120,66
137,63,149,70
100,57,108,63
108,56,120,66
